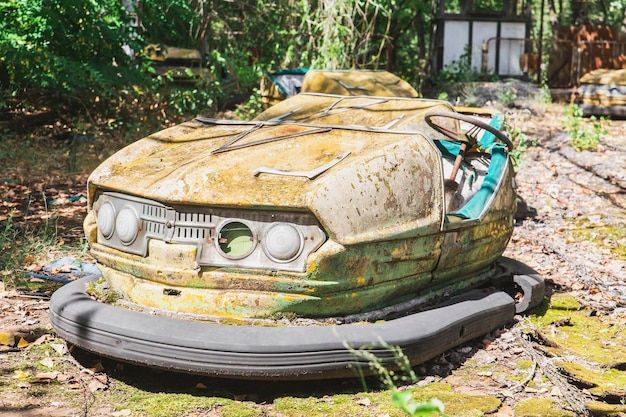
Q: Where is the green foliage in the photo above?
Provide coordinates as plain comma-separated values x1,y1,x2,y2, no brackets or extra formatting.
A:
504,116,534,169
562,104,607,152
346,340,444,417
298,0,390,69
0,0,145,97
159,86,217,117
431,47,493,96
234,88,264,120
392,391,445,417
138,0,199,49
497,89,518,107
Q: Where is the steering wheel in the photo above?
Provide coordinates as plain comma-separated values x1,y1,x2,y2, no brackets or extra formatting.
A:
425,110,514,152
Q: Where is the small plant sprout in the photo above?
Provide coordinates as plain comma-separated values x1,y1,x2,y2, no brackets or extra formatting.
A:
562,104,608,151
345,340,445,416
392,391,446,417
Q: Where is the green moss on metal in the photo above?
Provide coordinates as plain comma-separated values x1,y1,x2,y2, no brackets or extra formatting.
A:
86,279,123,304
514,398,574,417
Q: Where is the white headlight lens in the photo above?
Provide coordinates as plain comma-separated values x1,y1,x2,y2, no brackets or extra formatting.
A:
116,207,140,245
264,223,303,262
217,221,255,259
96,202,115,239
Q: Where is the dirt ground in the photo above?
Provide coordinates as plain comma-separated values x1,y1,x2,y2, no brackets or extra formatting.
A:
0,101,625,416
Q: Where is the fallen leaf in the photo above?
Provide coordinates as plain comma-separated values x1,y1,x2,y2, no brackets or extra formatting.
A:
50,343,68,355
195,382,207,389
40,357,55,368
25,264,43,272
93,373,108,385
17,337,29,348
33,371,59,383
13,370,29,379
57,373,71,382
0,333,15,347
31,334,54,346
88,379,108,392
501,389,515,398
59,263,73,273
23,255,36,264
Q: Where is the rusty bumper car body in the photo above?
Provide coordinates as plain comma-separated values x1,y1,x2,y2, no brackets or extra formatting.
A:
50,83,544,379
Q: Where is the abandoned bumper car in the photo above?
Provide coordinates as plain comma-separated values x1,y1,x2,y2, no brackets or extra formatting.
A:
50,75,544,380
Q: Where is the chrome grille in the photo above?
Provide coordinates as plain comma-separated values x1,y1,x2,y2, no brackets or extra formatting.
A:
141,204,167,236
173,212,213,241
92,191,326,272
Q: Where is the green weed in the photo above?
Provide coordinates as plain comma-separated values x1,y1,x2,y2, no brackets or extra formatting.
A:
392,391,445,417
562,104,608,151
346,340,445,416
504,118,535,170
234,88,264,120
497,89,518,107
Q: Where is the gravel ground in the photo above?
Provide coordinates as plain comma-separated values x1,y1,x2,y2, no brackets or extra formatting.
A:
505,104,625,312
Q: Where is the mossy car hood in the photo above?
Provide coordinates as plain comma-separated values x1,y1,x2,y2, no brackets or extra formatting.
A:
88,116,446,242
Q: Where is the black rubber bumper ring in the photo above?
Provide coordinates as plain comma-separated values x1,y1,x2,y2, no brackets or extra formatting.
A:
50,276,515,380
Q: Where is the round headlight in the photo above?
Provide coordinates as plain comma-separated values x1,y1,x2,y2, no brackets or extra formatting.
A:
96,201,115,239
116,206,140,245
217,221,255,259
263,223,303,262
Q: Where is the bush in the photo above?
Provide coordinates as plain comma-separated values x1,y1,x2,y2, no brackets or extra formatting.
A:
0,0,146,99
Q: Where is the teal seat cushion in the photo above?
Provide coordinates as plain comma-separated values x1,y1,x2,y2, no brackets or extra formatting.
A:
453,144,507,220
477,112,504,151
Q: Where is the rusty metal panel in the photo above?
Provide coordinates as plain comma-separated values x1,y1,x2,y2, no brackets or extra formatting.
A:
88,122,439,211
308,136,444,245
